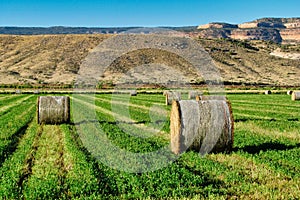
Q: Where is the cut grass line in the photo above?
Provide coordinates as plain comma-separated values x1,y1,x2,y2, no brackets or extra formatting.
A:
231,100,300,109
232,105,300,117
233,113,276,121
208,153,300,199
0,94,25,102
78,94,167,118
94,96,166,115
0,95,34,114
0,104,36,139
236,121,300,143
73,97,167,138
97,94,166,105
0,118,39,199
61,124,101,198
23,125,66,199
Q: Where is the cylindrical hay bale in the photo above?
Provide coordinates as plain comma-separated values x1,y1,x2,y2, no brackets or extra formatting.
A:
265,90,271,95
130,90,137,96
197,95,227,101
188,91,203,99
287,90,293,95
292,91,300,101
171,100,234,155
166,91,181,105
15,90,22,94
37,96,70,124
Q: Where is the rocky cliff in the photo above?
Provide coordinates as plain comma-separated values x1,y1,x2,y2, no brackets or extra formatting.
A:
197,18,300,43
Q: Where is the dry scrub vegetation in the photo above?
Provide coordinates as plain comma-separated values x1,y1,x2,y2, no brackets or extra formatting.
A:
0,34,299,86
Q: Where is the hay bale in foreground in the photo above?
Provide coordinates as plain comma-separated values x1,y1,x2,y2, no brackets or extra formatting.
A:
130,90,137,96
170,100,234,155
188,91,203,99
292,91,300,101
287,90,293,95
37,96,70,124
166,91,181,105
265,90,271,95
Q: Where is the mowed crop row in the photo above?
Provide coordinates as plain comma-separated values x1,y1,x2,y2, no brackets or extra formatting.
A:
0,93,299,199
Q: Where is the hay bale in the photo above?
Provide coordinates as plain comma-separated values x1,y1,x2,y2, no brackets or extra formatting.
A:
292,91,300,101
265,90,271,95
196,95,226,101
130,90,137,96
171,100,234,155
188,91,203,99
287,90,293,95
15,90,22,94
37,96,70,124
34,90,40,94
166,91,181,105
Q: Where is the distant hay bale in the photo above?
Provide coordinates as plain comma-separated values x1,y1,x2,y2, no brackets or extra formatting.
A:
265,90,271,95
130,90,137,96
15,90,22,94
287,90,293,95
188,91,203,99
37,96,70,124
196,95,226,101
166,91,181,105
34,90,40,94
292,91,300,101
170,100,234,155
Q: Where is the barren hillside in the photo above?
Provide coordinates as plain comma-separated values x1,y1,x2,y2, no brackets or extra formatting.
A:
0,34,299,87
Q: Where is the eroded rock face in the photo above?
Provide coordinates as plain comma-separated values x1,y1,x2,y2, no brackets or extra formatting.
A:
280,29,300,43
198,23,238,29
231,29,282,43
197,18,300,43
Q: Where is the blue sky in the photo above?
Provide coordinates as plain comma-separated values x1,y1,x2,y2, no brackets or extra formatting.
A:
1,0,299,27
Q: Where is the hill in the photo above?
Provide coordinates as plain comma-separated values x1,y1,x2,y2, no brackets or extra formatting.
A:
0,34,299,87
196,17,300,44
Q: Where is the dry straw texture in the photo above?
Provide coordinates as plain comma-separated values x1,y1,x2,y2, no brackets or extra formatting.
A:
292,91,300,101
265,90,271,95
196,95,226,101
130,90,137,96
165,91,181,105
170,100,234,155
188,91,203,100
287,90,293,95
37,96,70,124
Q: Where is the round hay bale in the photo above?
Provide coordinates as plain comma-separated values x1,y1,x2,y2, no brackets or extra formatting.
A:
166,91,181,105
163,91,169,96
130,90,137,96
196,95,226,101
37,96,70,124
287,90,293,95
265,90,271,95
188,91,203,99
15,90,22,94
34,90,40,94
292,91,300,101
170,100,234,155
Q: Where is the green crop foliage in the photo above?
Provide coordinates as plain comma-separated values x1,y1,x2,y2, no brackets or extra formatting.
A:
0,93,299,199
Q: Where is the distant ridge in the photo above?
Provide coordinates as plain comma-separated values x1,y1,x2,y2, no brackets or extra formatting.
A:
196,17,300,43
0,18,299,43
0,26,197,35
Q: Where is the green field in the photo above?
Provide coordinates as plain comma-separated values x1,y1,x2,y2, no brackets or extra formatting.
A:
0,93,299,199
